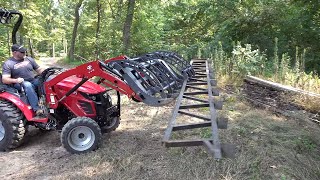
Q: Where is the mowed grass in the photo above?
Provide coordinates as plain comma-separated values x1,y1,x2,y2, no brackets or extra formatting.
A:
219,98,320,180
17,94,320,180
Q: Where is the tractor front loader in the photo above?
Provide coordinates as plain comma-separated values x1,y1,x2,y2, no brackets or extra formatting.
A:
0,8,194,154
1,52,193,154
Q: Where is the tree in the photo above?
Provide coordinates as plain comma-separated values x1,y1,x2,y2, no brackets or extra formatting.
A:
95,0,101,59
68,0,83,61
122,0,135,54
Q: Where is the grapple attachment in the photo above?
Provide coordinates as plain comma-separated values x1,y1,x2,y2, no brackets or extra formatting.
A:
105,51,194,106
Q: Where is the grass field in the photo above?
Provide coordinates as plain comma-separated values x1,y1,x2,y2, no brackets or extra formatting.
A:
48,93,320,180
1,64,319,179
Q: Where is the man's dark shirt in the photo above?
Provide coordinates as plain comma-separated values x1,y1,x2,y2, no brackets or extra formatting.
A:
2,57,40,81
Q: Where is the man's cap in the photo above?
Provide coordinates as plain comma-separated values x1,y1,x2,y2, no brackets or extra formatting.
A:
11,44,27,53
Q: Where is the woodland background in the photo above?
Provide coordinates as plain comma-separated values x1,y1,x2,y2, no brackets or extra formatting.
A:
1,0,320,90
1,1,320,179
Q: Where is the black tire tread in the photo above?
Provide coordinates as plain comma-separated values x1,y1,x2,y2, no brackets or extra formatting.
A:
61,117,102,154
0,99,26,150
101,117,120,133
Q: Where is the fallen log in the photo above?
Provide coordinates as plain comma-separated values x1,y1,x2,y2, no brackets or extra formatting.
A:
244,75,320,98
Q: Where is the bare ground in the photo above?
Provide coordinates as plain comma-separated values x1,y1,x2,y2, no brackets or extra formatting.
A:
0,100,176,180
1,58,320,179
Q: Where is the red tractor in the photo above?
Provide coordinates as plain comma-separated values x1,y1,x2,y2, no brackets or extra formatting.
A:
0,9,194,153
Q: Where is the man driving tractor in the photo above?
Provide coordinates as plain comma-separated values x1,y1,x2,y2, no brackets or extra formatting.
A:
1,44,45,119
0,8,194,154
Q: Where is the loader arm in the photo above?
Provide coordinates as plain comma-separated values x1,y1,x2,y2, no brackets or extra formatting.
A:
44,51,194,108
44,60,139,109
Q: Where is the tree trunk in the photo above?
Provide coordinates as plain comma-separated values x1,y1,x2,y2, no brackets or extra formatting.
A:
7,28,10,56
95,0,101,59
19,34,23,45
108,0,124,55
122,0,135,54
68,0,83,61
108,0,123,22
18,0,24,45
53,43,55,58
28,38,34,58
64,38,67,54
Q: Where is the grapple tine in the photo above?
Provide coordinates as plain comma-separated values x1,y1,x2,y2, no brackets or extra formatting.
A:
131,58,180,94
143,51,195,78
105,51,194,106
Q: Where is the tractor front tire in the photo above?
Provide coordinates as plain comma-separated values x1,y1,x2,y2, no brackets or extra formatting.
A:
100,117,120,133
0,100,26,151
61,117,102,154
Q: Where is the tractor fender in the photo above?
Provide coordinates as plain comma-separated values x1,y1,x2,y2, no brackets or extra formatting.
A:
0,92,34,120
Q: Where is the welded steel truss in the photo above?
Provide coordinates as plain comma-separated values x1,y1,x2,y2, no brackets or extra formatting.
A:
162,59,234,159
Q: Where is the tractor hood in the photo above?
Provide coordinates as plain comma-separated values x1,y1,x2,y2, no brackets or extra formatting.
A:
56,76,106,94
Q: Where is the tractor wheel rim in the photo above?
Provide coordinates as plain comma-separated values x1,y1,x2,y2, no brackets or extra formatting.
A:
67,126,95,152
0,121,5,141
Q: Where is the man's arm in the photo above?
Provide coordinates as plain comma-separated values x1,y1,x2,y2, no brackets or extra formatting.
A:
2,74,24,84
25,56,45,75
1,61,23,84
35,67,46,74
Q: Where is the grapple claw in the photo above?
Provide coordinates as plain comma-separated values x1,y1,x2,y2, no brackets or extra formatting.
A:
105,51,194,106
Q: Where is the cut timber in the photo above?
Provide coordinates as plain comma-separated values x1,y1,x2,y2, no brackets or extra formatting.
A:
245,75,320,98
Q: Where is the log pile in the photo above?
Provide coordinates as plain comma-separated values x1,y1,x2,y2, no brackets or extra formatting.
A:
245,75,320,98
242,75,320,124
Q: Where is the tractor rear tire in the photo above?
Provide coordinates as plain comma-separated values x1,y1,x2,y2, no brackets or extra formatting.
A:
61,117,102,154
0,99,26,151
100,117,120,133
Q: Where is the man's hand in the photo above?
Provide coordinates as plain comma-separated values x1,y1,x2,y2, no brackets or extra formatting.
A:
1,74,24,85
16,77,24,83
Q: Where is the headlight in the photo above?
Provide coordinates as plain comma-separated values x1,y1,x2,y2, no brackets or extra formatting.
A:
90,95,96,101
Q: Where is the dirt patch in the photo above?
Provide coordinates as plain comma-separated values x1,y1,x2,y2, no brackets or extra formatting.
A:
0,99,176,180
39,57,75,69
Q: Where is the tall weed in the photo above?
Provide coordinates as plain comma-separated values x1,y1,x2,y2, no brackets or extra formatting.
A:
200,41,320,95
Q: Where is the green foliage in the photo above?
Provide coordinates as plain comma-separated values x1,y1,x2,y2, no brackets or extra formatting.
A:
231,43,265,77
210,42,266,80
1,0,320,78
0,26,9,68
279,53,290,82
199,127,211,139
293,136,317,153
